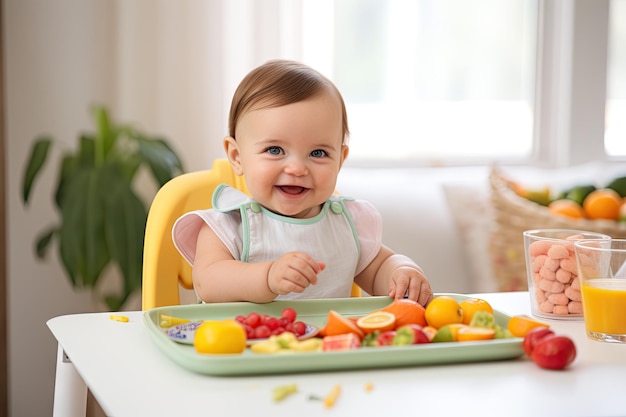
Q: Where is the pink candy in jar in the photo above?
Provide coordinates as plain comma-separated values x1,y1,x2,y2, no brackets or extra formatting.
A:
523,229,610,319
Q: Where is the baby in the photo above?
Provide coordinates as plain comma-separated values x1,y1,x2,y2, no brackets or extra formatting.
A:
173,59,433,306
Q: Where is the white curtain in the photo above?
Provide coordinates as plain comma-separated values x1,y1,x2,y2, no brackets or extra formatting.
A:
111,0,304,172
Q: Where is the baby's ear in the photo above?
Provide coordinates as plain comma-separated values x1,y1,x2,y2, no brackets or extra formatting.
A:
223,136,243,175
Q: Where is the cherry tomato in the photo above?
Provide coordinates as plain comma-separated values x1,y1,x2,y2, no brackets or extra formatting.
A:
281,307,297,323
530,335,576,370
291,321,307,336
244,312,262,328
265,316,280,331
254,325,272,339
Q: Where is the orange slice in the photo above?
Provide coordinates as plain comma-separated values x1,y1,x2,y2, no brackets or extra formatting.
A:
321,310,365,338
457,326,496,342
507,314,550,337
378,299,427,327
356,311,396,333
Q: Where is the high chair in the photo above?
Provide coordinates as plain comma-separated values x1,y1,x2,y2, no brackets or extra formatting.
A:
141,159,361,310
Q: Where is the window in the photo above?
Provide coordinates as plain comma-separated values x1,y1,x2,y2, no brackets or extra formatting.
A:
605,0,626,157
303,0,538,165
299,0,625,166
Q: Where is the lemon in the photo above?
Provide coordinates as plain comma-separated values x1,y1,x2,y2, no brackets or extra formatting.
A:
193,319,246,354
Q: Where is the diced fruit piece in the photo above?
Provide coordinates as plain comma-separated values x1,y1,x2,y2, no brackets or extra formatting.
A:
356,311,396,333
378,298,427,327
507,314,550,337
457,326,496,342
159,314,190,328
322,333,361,351
432,323,468,342
376,330,397,346
422,326,438,342
392,324,430,345
273,384,297,402
362,331,381,347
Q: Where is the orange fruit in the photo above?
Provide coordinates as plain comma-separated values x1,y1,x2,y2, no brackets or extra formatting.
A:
193,319,246,354
422,325,438,341
356,311,396,333
583,188,622,220
507,314,550,337
459,297,494,325
457,326,496,342
321,310,365,338
378,298,427,327
548,199,586,219
424,296,464,329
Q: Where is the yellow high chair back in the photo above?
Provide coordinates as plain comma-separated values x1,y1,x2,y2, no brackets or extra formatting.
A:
142,159,361,310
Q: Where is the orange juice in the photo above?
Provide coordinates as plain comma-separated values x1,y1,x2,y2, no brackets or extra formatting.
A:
581,279,626,335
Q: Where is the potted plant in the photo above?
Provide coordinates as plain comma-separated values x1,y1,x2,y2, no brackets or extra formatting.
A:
21,105,185,311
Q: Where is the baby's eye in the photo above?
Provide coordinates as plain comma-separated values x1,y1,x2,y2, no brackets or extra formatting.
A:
310,149,327,158
265,146,283,156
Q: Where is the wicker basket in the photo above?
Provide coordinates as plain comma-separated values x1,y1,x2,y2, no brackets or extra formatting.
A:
489,167,626,292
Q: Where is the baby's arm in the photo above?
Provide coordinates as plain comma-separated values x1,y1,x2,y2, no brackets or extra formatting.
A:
355,245,433,306
192,223,322,303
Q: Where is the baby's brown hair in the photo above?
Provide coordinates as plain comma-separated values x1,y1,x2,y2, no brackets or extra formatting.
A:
228,59,349,143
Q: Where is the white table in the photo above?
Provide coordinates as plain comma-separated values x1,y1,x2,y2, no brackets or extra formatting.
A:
48,292,626,417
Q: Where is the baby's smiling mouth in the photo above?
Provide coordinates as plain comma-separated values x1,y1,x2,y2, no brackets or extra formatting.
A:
278,185,308,195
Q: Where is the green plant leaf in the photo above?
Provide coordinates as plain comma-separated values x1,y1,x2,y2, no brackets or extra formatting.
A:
22,137,52,205
58,169,110,288
94,106,116,161
103,176,146,297
138,137,184,186
35,226,58,259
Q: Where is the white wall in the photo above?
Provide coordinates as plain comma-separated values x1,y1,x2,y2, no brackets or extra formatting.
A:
3,1,224,415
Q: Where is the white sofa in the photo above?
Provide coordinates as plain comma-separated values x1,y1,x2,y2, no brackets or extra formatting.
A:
336,162,626,295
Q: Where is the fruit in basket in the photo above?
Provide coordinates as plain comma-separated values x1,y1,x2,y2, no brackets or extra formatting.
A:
548,199,586,219
582,188,622,220
378,298,427,327
557,184,597,206
424,296,463,329
193,319,247,354
606,176,626,197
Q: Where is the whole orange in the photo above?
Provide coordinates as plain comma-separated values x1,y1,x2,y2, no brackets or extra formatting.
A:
424,296,463,329
583,189,622,220
548,199,585,219
459,297,494,325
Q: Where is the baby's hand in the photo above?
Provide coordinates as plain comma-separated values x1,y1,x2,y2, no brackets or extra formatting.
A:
267,252,325,295
388,266,433,307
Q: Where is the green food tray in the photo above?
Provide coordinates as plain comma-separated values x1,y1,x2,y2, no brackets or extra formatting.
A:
143,293,523,376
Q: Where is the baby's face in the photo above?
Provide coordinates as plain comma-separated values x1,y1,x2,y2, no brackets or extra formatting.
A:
228,92,348,218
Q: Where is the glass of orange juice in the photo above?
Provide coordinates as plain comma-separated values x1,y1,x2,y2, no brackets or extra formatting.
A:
575,239,626,343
